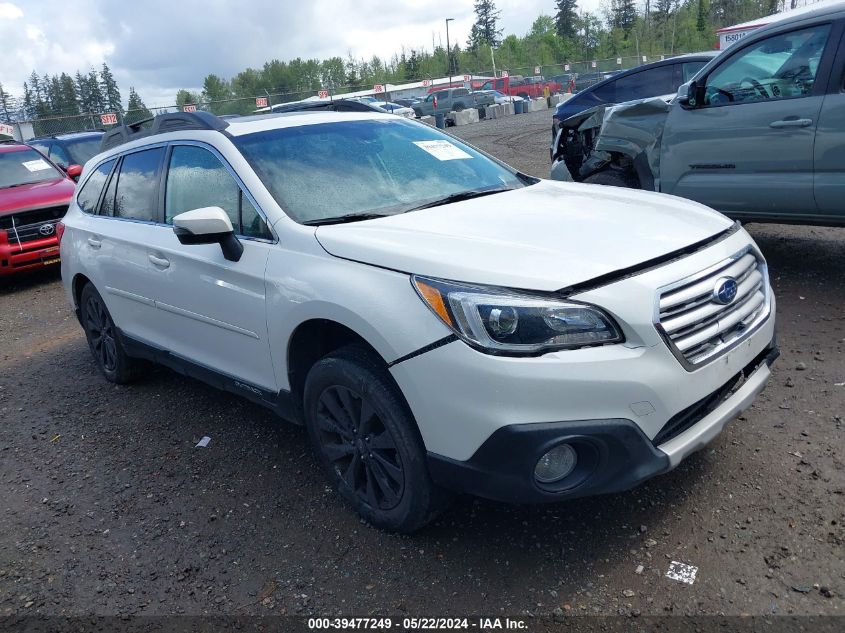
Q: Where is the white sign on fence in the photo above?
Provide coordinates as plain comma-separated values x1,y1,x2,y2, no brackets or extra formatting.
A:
255,97,268,108
616,57,622,65
501,70,509,78
534,66,541,75
463,74,471,81
564,64,570,71
318,90,329,99
591,61,597,68
100,113,118,125
373,84,385,93
183,104,197,113
0,122,14,138
422,79,431,87
642,55,648,62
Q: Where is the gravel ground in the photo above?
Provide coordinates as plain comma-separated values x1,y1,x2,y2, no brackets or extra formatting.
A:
0,109,843,620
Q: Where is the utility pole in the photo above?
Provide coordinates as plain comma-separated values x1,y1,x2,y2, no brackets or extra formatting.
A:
446,18,454,87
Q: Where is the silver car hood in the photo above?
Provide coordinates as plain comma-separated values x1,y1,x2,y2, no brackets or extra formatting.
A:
315,179,732,292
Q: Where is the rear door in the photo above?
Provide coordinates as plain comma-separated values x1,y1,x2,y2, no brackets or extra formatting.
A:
813,22,845,218
660,22,836,219
88,146,169,344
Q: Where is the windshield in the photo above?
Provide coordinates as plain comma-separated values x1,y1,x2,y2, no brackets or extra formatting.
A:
65,138,103,166
233,118,526,224
0,149,63,189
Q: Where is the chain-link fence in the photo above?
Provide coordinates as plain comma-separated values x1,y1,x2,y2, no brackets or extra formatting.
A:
2,50,691,140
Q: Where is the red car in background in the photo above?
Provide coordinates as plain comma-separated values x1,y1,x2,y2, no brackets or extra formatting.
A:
0,141,78,277
476,75,562,100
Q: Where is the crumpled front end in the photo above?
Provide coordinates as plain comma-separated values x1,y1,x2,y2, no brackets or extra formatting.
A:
552,96,672,189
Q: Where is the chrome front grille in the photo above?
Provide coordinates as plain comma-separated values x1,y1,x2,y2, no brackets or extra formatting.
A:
657,249,769,368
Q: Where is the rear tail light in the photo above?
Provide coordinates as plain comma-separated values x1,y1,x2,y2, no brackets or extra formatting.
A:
56,221,65,244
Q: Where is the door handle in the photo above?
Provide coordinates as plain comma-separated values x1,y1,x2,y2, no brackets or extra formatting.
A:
87,237,102,249
148,254,170,269
769,118,812,128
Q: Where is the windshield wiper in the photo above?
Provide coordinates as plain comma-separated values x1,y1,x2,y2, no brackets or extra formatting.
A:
403,187,514,212
302,212,390,226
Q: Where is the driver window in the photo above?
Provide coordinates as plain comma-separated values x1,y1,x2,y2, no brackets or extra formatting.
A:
704,24,830,106
165,145,271,239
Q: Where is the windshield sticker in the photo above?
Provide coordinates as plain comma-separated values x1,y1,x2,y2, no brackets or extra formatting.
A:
22,159,52,172
413,140,472,161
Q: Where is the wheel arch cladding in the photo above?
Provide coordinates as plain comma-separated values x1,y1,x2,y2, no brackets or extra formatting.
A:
287,319,389,417
72,273,93,310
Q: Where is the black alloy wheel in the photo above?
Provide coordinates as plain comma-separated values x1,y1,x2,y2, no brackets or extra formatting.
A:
315,385,405,510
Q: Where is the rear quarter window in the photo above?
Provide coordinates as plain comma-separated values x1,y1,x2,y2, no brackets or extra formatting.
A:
76,160,115,214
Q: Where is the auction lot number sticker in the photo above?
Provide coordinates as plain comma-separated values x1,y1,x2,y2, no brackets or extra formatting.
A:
308,617,526,630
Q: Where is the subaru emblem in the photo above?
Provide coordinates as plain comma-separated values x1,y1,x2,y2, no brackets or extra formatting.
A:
713,277,738,305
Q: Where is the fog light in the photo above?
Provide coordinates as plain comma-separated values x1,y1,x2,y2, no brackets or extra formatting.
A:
534,444,577,484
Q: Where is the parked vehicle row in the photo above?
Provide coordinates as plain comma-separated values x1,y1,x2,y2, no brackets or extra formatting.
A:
550,1,845,226
411,87,495,117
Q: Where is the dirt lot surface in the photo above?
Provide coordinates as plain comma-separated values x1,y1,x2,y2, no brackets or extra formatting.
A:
1,109,843,621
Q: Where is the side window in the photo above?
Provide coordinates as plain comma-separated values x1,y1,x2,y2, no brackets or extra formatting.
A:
495,79,504,90
113,147,165,222
682,61,708,83
76,159,115,214
613,65,674,102
454,88,469,97
165,145,270,239
49,144,71,168
435,90,448,100
29,142,50,157
704,24,831,106
592,81,616,103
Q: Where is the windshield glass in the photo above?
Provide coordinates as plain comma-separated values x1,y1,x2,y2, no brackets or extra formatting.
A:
0,149,62,189
66,138,103,165
233,118,526,224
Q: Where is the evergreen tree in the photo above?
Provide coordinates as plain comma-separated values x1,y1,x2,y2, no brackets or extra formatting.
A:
555,0,579,39
467,0,502,49
100,62,123,113
697,0,709,32
88,69,106,112
74,71,91,112
59,73,80,116
22,82,34,120
0,82,13,122
125,87,153,124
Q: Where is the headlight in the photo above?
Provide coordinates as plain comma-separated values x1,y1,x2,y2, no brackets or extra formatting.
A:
413,276,623,354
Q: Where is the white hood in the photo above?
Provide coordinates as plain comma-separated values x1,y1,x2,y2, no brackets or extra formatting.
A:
315,180,732,292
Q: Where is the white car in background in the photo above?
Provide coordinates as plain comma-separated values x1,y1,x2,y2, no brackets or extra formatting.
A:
481,90,524,105
59,109,777,533
373,101,416,118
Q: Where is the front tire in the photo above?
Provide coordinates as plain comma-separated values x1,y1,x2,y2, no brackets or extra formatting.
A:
303,344,448,533
79,283,141,384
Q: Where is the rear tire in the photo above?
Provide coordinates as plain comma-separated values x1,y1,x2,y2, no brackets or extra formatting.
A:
79,283,142,384
303,344,449,533
583,169,639,188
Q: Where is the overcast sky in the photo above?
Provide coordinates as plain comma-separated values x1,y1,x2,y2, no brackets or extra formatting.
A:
0,0,602,108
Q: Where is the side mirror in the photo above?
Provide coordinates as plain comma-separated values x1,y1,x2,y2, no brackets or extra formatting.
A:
66,164,83,180
172,206,243,262
677,80,702,108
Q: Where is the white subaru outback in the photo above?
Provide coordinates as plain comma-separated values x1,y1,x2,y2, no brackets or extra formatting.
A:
59,109,777,532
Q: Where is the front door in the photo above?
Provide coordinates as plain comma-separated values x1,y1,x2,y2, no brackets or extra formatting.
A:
660,23,835,220
145,143,277,391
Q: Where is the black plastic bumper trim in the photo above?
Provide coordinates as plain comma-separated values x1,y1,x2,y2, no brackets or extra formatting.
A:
388,334,457,368
427,418,671,504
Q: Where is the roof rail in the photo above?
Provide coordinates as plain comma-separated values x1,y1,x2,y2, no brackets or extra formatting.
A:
99,111,229,152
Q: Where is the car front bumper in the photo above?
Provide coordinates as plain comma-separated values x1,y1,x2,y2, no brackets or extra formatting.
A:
424,343,777,503
0,237,61,276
